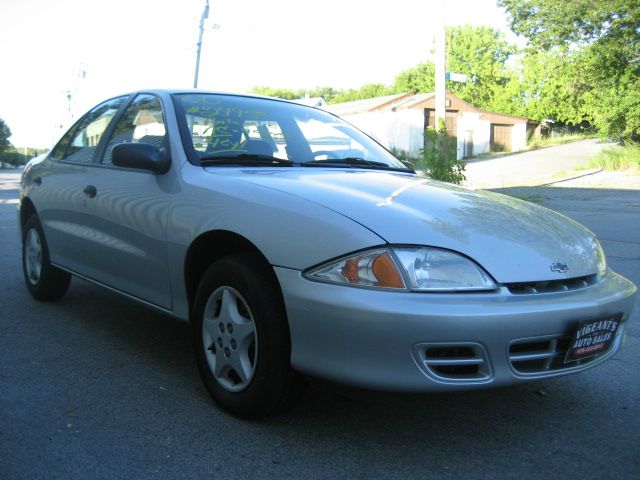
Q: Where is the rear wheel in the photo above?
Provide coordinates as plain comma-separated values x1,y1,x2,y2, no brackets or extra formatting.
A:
192,253,304,418
22,215,71,301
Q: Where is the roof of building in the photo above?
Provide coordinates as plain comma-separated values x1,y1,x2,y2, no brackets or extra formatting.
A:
327,92,535,124
326,93,414,116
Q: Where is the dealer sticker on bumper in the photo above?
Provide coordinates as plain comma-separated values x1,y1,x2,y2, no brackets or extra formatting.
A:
565,316,621,363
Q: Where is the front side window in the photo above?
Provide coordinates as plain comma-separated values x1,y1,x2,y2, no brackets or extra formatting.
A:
102,94,167,165
53,96,128,163
173,93,408,170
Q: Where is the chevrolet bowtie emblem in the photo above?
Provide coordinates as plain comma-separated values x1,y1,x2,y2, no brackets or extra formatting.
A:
550,262,569,273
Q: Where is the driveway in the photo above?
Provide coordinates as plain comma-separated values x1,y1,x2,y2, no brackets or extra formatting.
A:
463,139,619,189
1,169,638,480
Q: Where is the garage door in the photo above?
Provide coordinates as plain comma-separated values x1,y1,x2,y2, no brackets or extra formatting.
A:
491,124,512,152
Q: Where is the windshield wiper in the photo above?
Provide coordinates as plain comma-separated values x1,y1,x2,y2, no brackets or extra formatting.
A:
200,154,294,167
300,157,412,172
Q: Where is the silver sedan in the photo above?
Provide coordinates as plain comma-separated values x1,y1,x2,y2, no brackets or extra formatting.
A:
18,90,637,418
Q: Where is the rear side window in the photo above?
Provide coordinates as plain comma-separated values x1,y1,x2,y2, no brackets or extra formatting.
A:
102,94,167,165
52,96,127,163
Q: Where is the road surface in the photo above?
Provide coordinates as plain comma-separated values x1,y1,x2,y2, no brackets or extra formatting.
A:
1,168,638,479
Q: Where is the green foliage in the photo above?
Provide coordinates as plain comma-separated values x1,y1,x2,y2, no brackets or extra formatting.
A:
252,5,639,141
307,86,341,103
250,86,305,100
330,84,396,104
0,116,46,167
444,25,516,110
391,25,515,110
388,146,422,166
388,127,465,184
526,132,595,149
392,62,435,93
0,150,26,166
591,143,640,171
499,0,640,139
249,86,341,103
421,119,465,184
491,50,592,123
251,26,516,112
251,83,398,105
0,118,12,153
498,0,640,50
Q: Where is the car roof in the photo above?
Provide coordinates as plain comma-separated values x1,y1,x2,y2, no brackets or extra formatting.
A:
128,89,303,106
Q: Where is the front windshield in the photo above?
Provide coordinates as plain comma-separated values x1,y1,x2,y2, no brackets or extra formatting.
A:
172,93,408,169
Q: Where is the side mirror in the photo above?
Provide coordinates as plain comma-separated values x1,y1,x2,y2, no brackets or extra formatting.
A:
112,143,170,174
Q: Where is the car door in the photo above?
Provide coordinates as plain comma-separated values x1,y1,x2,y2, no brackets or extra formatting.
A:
35,96,129,277
79,93,174,309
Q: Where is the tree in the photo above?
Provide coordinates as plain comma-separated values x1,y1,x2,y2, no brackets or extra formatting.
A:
498,0,640,139
0,118,11,153
306,86,341,103
250,86,304,100
498,0,640,50
444,25,516,110
390,26,516,110
331,83,396,104
250,86,342,103
421,119,465,184
393,62,435,93
491,50,591,124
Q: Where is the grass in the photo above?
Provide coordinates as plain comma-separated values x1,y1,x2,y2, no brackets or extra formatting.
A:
527,132,595,149
590,143,640,171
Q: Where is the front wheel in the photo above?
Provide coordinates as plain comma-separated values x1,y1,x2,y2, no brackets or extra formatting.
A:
22,215,71,301
192,253,304,418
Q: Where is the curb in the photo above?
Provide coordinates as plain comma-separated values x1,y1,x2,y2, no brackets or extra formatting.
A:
541,168,603,186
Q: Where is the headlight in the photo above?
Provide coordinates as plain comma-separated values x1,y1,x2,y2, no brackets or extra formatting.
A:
393,247,496,291
304,247,496,292
596,240,607,277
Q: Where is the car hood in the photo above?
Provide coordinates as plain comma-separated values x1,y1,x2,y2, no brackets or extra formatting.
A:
211,168,602,283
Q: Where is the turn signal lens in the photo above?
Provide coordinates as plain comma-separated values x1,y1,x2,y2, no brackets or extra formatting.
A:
371,252,405,288
305,249,406,289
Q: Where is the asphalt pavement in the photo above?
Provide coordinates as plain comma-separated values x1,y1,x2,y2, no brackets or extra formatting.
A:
464,139,614,189
1,167,638,479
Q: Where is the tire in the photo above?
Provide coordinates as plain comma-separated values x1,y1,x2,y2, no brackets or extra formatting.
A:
22,215,71,301
192,253,305,418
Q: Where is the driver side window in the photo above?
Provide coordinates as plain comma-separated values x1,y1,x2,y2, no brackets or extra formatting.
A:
102,94,167,166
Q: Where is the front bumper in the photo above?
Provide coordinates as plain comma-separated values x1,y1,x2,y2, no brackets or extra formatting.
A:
275,268,637,391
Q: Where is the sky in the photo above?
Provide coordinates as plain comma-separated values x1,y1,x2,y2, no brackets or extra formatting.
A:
0,0,515,148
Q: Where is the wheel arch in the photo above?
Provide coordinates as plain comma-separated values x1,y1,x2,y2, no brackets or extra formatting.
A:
184,230,284,321
19,197,37,235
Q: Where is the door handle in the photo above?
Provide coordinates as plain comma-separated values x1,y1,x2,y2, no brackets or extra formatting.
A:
83,185,97,198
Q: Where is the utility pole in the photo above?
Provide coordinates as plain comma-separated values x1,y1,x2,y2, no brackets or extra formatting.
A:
193,0,210,89
434,0,446,131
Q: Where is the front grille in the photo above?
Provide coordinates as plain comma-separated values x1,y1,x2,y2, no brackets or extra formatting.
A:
413,343,491,383
505,274,597,295
509,334,600,373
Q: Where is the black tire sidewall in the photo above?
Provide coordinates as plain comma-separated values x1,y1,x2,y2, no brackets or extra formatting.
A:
22,215,70,301
192,254,293,418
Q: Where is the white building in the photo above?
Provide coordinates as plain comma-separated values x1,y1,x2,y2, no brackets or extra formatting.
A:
327,92,540,159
